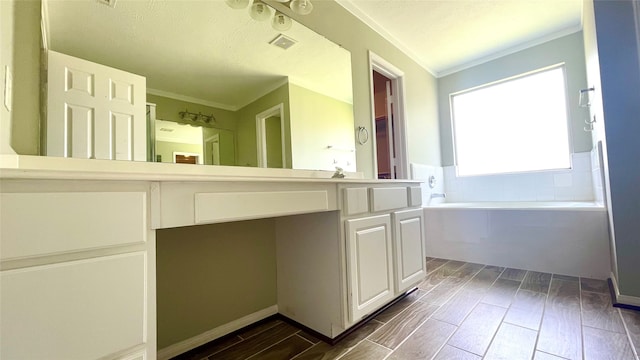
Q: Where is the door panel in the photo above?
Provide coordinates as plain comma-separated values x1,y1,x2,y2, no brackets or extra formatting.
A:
47,50,146,161
393,209,426,293
346,215,394,323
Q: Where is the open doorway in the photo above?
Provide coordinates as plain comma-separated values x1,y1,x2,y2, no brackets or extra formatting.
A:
256,104,286,168
369,52,408,179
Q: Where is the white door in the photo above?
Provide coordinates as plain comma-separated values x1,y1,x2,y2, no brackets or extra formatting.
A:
47,50,146,161
345,214,394,323
393,209,426,293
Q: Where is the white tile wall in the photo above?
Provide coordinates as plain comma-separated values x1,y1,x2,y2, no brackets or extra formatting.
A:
410,163,445,205
591,143,605,204
442,152,595,202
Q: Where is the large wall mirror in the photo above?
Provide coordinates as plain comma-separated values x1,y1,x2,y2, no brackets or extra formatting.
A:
42,0,355,171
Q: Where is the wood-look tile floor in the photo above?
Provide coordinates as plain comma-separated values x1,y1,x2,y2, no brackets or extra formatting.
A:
174,258,640,360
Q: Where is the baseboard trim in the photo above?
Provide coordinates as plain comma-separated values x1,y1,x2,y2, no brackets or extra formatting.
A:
608,273,640,310
157,305,278,360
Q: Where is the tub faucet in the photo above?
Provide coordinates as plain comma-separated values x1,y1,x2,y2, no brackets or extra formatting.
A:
430,193,446,199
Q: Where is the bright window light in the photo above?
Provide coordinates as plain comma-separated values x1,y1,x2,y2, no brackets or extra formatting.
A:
451,65,571,176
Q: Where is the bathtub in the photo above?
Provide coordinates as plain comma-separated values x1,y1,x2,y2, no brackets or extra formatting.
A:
423,201,611,279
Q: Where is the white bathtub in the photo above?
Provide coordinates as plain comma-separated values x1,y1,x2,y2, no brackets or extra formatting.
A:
424,201,611,279
429,201,604,210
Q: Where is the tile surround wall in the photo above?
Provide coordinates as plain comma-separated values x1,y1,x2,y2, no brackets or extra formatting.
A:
439,152,595,202
591,143,605,205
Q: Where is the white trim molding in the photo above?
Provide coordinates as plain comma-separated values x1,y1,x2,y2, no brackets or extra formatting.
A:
157,305,278,360
610,272,640,307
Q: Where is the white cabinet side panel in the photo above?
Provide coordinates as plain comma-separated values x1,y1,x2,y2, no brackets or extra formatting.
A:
1,252,147,360
275,212,343,338
0,192,147,260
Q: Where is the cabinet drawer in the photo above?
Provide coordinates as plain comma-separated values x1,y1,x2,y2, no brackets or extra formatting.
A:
1,252,147,359
370,187,408,212
0,192,147,260
195,190,329,224
343,187,369,216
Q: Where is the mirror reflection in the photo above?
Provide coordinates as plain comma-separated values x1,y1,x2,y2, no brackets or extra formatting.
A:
44,0,355,171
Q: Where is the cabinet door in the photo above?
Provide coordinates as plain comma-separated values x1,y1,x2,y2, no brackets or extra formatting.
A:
345,215,394,323
393,209,426,293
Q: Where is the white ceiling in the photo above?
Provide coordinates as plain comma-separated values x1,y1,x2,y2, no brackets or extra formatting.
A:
337,0,583,77
44,0,352,110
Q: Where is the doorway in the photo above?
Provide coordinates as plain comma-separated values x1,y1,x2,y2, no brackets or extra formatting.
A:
256,104,286,168
369,52,408,179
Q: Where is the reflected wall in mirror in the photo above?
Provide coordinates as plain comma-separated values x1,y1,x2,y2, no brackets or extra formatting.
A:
43,0,355,171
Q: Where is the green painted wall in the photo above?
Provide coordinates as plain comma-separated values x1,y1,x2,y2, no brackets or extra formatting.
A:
0,0,15,154
2,0,40,155
265,116,283,168
156,220,277,349
203,127,235,166
146,94,237,132
289,83,355,171
437,32,592,166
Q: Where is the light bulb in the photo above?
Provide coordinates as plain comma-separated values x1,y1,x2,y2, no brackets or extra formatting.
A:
272,12,292,31
289,0,313,15
225,0,250,10
249,1,272,21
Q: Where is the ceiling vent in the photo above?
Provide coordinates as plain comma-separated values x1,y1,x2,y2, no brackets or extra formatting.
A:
96,0,117,8
270,34,297,50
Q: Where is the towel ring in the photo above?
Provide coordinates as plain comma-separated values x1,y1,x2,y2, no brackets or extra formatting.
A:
357,126,369,145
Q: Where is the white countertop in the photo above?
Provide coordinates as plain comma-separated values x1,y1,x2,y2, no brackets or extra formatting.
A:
0,155,422,184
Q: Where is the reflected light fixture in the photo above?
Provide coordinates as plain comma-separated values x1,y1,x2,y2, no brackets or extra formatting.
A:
249,1,272,21
179,109,215,125
272,11,293,31
225,0,250,10
225,0,313,31
289,0,313,15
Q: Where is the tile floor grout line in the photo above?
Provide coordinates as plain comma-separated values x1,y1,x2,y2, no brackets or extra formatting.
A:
617,307,640,360
579,276,586,360
288,340,320,360
530,269,550,360
243,333,299,360
375,308,439,358
202,336,244,359
294,331,317,346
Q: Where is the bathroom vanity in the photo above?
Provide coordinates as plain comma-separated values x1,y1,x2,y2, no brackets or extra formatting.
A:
0,155,425,360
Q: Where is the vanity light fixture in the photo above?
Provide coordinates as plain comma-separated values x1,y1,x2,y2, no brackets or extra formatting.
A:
225,0,312,31
179,109,216,125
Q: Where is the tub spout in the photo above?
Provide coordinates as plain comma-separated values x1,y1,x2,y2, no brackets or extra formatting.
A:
430,193,446,199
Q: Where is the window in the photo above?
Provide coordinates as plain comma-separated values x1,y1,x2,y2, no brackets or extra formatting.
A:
451,65,571,176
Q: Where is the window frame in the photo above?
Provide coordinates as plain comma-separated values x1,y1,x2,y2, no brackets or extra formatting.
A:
449,63,573,177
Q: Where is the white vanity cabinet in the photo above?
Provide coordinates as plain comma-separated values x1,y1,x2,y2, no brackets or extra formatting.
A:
342,185,426,325
0,179,156,360
275,183,425,339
